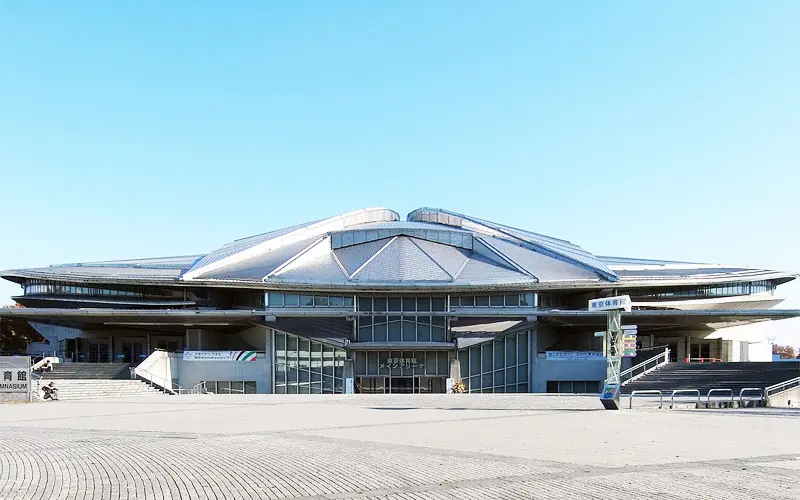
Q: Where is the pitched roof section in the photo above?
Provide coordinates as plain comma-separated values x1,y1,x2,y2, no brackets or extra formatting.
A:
407,207,617,281
181,207,399,280
7,206,793,289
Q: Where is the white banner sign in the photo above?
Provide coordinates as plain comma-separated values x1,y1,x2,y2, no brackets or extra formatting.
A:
546,351,604,361
183,351,257,362
588,295,632,312
0,356,30,394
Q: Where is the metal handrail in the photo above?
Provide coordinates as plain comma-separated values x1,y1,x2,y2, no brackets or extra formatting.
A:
620,348,670,385
706,388,734,406
670,389,700,409
629,390,663,409
135,368,181,395
765,377,800,397
739,387,764,406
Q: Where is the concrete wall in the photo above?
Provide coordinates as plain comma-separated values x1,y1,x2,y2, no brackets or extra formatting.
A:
529,325,606,393
530,354,606,393
767,387,800,408
177,326,273,393
177,355,271,393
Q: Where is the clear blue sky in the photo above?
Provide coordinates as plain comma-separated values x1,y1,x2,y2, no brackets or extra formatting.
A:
1,2,798,346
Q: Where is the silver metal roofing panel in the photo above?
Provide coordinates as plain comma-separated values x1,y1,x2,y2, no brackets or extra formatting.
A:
481,236,600,282
333,238,392,276
197,237,319,280
410,238,470,278
408,207,617,281
353,236,452,282
268,252,348,283
454,254,533,283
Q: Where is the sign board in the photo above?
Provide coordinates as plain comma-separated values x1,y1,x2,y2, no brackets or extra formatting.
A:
345,377,354,394
588,295,632,312
545,351,604,361
622,332,638,358
380,357,424,370
0,356,30,395
183,351,257,362
446,378,454,394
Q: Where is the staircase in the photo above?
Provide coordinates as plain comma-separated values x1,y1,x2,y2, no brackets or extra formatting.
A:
34,379,163,400
36,362,164,400
42,362,131,380
622,362,800,397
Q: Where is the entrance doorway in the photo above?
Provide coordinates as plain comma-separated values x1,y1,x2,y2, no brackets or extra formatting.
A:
690,342,711,360
356,376,446,394
122,341,145,363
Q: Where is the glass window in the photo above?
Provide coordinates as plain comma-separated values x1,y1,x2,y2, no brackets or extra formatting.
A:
300,295,314,307
323,345,334,376
330,296,344,307
402,319,416,342
460,296,474,307
417,297,431,312
268,292,283,307
504,294,519,307
367,351,379,376
437,351,448,376
417,323,430,342
505,336,517,365
314,295,330,307
470,347,481,376
374,297,387,312
344,296,354,308
374,321,388,342
402,297,416,312
476,295,490,307
359,297,372,312
494,339,504,368
388,297,401,312
388,318,401,342
355,351,367,375
432,297,446,311
284,293,299,307
490,295,504,307
482,342,493,372
517,333,528,364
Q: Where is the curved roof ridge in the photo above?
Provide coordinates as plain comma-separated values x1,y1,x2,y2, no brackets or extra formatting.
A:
407,207,617,281
183,207,399,280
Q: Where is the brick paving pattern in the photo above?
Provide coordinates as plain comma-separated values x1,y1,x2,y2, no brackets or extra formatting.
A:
1,395,798,499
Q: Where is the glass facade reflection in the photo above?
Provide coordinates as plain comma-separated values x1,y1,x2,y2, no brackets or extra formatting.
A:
356,296,447,342
457,332,530,393
273,331,346,394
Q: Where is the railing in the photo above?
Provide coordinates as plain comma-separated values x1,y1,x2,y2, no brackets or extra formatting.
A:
670,389,700,409
176,381,207,395
620,349,670,385
739,387,764,407
765,377,800,397
134,368,180,395
629,390,663,409
706,388,734,406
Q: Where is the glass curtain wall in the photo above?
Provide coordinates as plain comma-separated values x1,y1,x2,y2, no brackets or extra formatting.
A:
457,332,530,393
356,296,447,342
273,331,346,394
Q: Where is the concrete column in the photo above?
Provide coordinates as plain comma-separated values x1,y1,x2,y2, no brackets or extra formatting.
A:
685,335,691,361
449,357,461,382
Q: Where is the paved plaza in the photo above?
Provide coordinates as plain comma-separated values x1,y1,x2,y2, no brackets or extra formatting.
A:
0,395,798,499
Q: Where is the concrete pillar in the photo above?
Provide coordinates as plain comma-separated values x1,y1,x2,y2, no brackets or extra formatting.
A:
685,335,691,361
449,357,461,382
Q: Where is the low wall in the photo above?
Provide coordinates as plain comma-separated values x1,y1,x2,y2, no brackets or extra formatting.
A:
531,355,607,393
767,387,800,408
177,356,271,394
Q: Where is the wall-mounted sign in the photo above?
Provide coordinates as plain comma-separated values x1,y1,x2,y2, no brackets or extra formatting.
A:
588,295,632,312
380,357,424,370
183,351,257,362
545,351,604,361
0,356,30,394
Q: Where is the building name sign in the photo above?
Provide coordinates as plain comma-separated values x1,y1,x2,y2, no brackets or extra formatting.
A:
545,351,604,361
588,295,632,312
183,351,258,362
0,356,30,394
380,357,424,370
